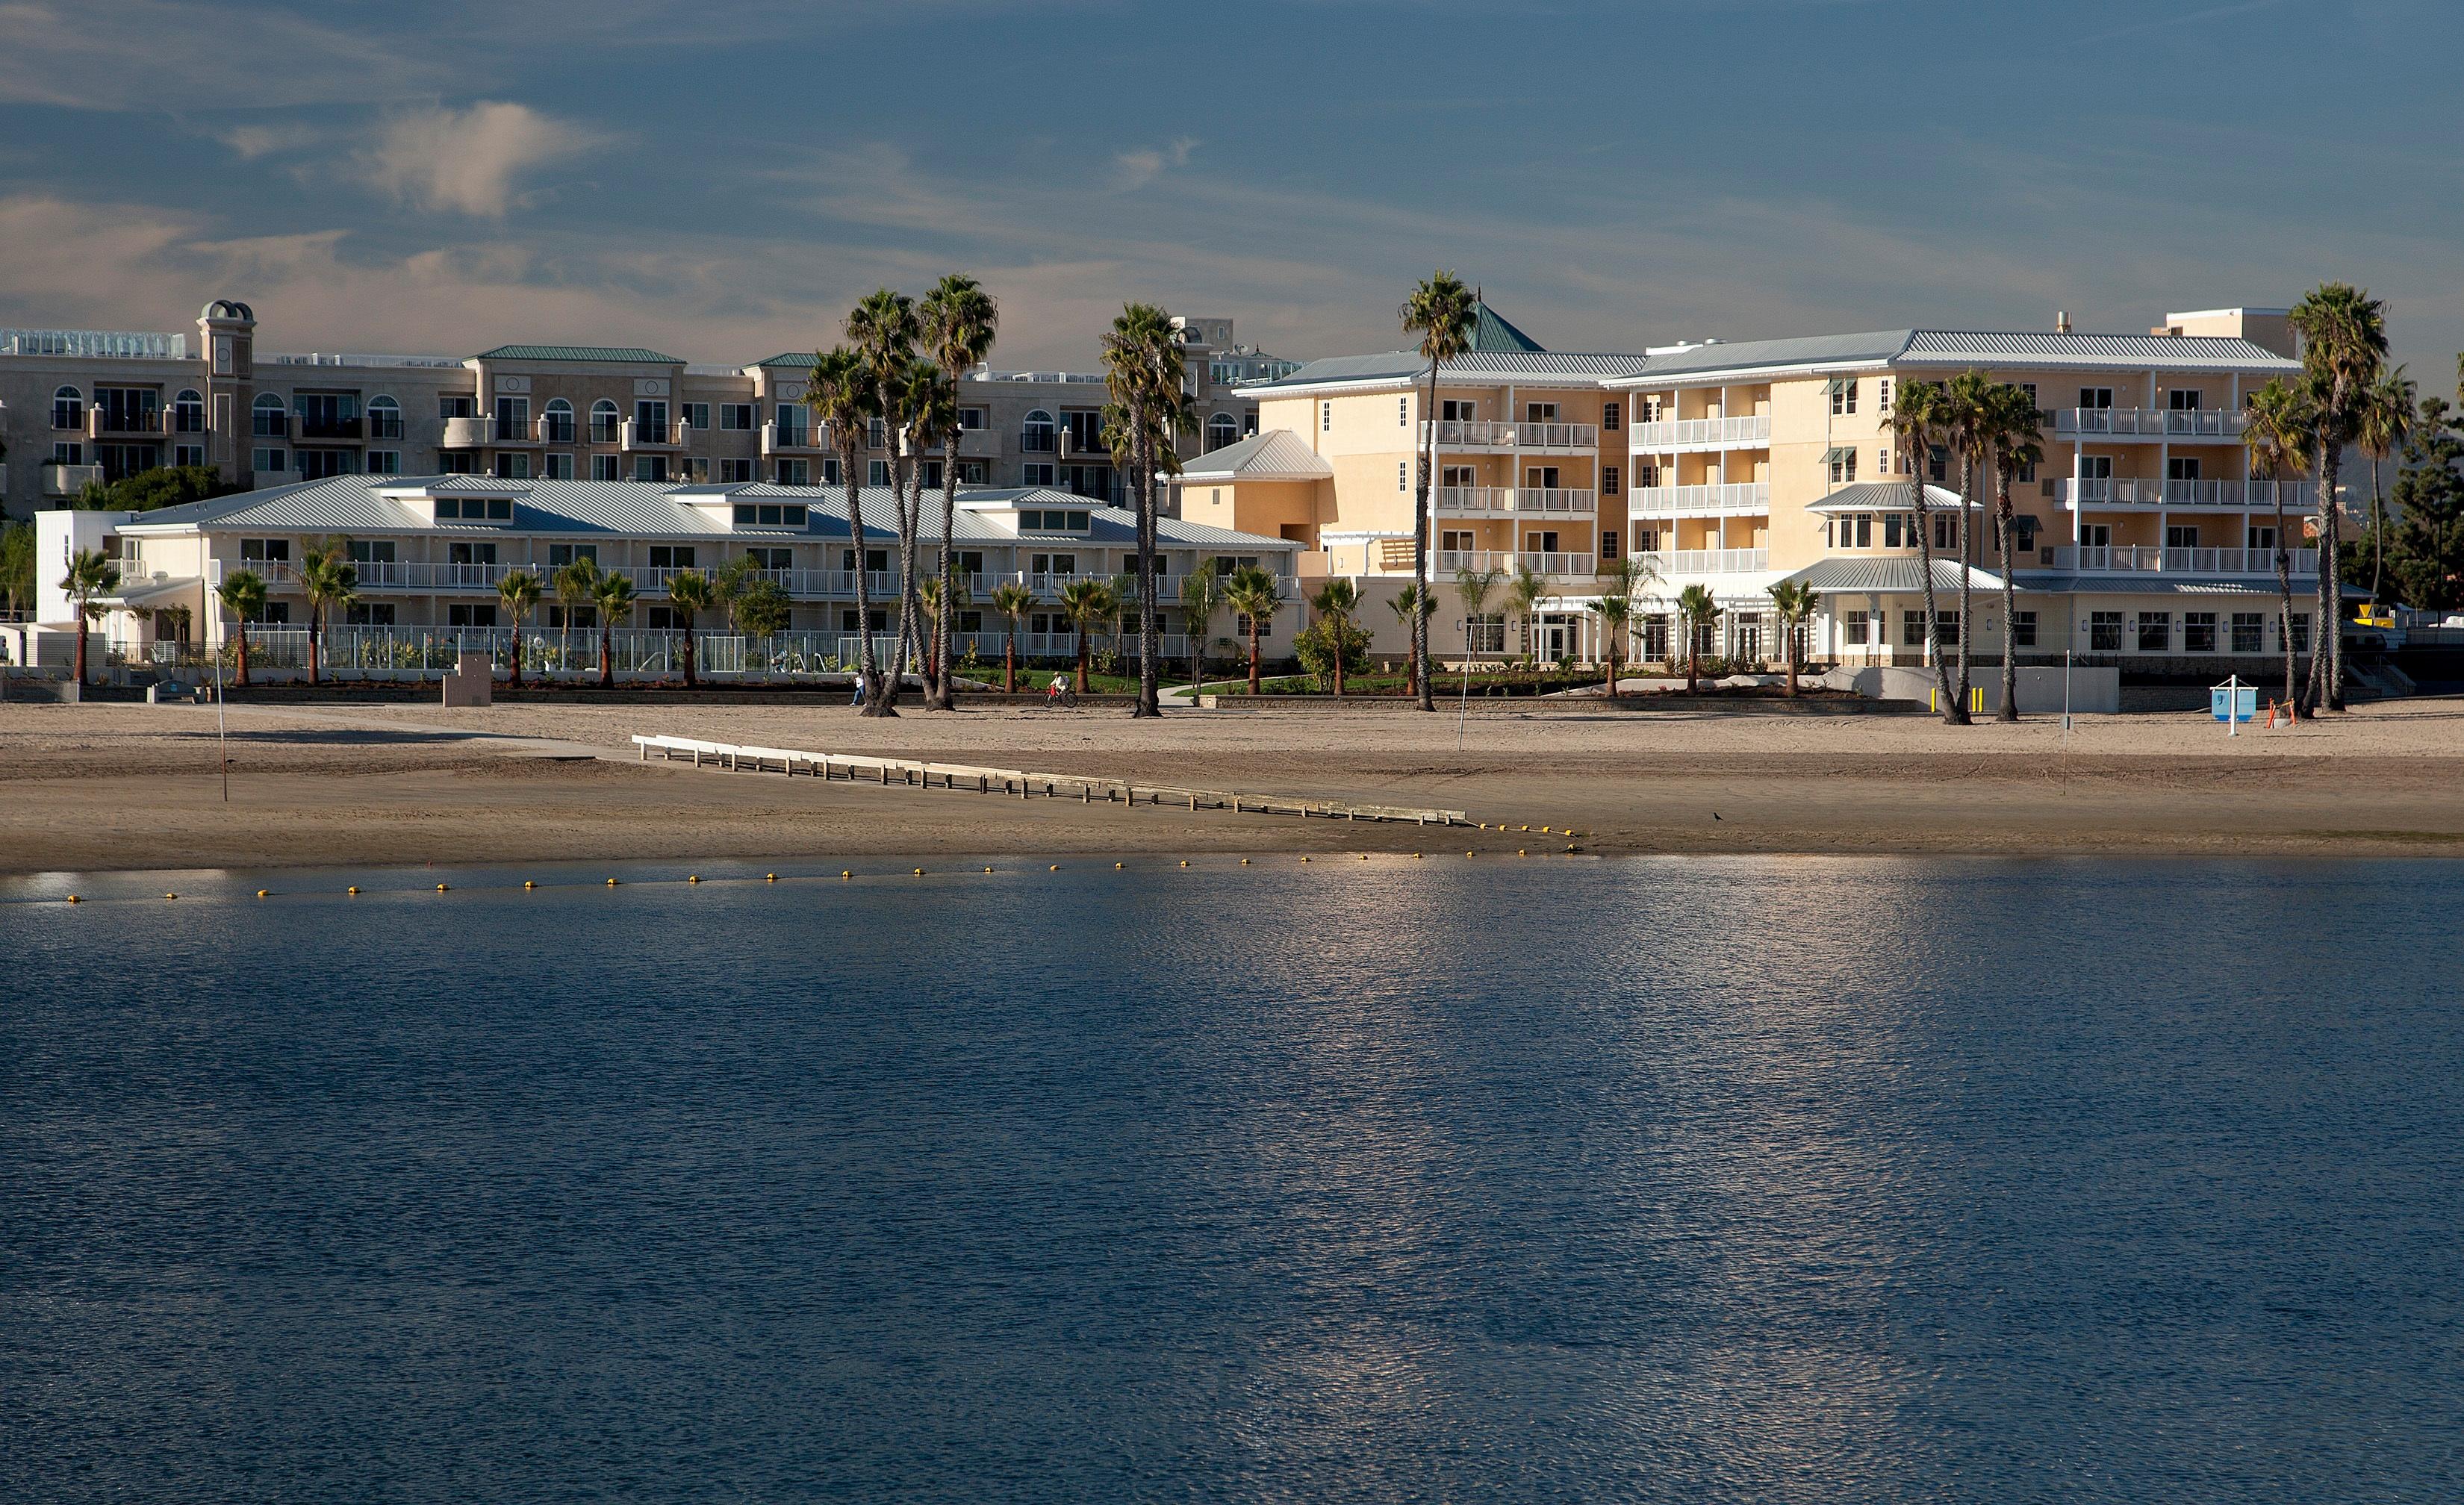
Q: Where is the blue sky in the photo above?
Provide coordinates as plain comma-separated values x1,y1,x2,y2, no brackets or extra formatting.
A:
2,0,2457,374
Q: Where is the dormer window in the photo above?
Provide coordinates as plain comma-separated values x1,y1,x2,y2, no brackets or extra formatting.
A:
1019,507,1090,532
435,496,514,522
732,502,809,527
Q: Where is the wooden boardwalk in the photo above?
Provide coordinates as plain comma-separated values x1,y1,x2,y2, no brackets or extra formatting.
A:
631,734,1470,828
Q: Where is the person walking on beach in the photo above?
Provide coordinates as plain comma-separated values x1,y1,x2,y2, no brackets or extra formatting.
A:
851,670,867,707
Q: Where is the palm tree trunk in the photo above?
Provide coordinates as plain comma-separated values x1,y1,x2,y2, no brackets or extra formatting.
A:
2274,484,2297,714
1785,629,1798,697
1004,632,1016,694
1955,452,1975,720
930,446,962,709
1686,631,1699,695
1134,433,1161,718
2314,440,2344,711
308,609,320,686
1603,642,1617,699
511,620,523,689
1331,612,1345,699
881,463,920,714
682,625,697,689
1915,482,1956,723
1413,359,1437,711
235,625,250,688
601,620,613,688
1997,473,2020,723
1076,627,1089,694
1248,622,1261,694
2370,458,2386,602
74,609,88,688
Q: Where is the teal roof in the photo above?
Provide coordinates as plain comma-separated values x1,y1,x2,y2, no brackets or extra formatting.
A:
755,352,821,369
475,344,681,364
1470,302,1545,353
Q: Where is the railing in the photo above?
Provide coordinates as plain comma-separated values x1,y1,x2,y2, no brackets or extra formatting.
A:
1509,421,1597,449
441,415,494,448
207,626,862,681
1434,487,1596,515
1019,429,1057,452
296,415,363,440
622,418,685,449
42,463,103,496
87,407,164,437
1419,420,1599,448
368,415,405,440
1434,549,1595,577
1421,419,1516,446
2038,544,2317,576
252,412,288,439
761,421,820,455
539,415,576,444
590,417,620,443
1643,547,1769,575
2053,407,2244,439
1631,414,1771,449
2059,478,2316,508
1631,482,1769,516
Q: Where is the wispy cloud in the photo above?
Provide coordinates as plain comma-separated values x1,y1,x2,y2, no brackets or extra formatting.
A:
0,0,458,109
1110,137,1197,193
357,102,607,217
215,122,325,161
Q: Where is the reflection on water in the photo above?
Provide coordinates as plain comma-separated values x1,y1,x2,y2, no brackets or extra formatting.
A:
3,857,2460,1503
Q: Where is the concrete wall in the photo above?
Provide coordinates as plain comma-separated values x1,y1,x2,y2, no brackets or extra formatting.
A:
1823,661,2120,714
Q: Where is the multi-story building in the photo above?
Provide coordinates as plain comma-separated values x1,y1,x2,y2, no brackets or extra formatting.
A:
1186,302,2327,676
0,300,1282,520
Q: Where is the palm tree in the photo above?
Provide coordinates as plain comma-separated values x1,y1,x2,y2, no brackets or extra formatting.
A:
1387,583,1426,697
712,554,760,634
890,355,950,701
1676,583,1720,694
1180,560,1224,694
1590,593,1633,699
1101,302,1193,718
1503,563,1545,667
1307,577,1359,697
806,345,888,714
916,571,971,685
1887,377,1959,721
918,274,998,711
1766,579,1815,697
665,567,717,688
2356,366,2415,604
1058,576,1115,694
593,570,636,689
989,580,1034,693
847,290,920,712
2244,378,2317,713
60,547,119,688
497,567,543,688
1401,270,1478,711
298,545,357,687
1587,555,1656,700
2289,282,2389,712
1985,382,2044,723
1941,368,1996,719
1224,564,1281,695
553,554,600,679
217,568,267,688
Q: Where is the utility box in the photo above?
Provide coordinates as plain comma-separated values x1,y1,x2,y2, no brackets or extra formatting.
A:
441,650,494,708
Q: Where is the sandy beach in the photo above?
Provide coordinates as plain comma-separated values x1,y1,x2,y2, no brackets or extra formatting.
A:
3,695,2461,873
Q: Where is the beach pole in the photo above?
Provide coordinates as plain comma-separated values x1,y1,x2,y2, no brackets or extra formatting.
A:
217,634,228,803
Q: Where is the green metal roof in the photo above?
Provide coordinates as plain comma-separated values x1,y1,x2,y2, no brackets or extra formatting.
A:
475,344,682,364
755,352,821,369
1470,302,1545,353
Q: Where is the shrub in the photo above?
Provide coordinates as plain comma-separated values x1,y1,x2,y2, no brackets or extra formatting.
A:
1293,617,1370,689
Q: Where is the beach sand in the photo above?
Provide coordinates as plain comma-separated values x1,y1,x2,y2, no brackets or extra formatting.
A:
4,695,2461,873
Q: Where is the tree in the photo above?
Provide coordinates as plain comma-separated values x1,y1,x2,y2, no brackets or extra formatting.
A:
60,547,120,688
919,274,998,710
216,568,267,688
1224,564,1281,695
1179,560,1224,694
2356,367,2416,603
497,567,542,688
2243,378,2318,711
1387,583,1427,697
0,520,34,620
847,289,921,714
552,554,600,678
593,571,637,688
1306,577,1359,697
1590,593,1633,699
1676,583,1720,694
1887,378,1959,721
1401,270,1478,711
989,581,1035,693
71,464,241,514
1941,369,1997,720
735,577,791,641
1058,576,1116,694
1452,563,1504,666
916,571,970,685
665,568,717,688
298,545,357,686
1101,302,1194,718
1503,564,1545,665
806,345,888,714
713,554,761,634
889,354,950,704
2289,282,2389,712
1764,579,1815,697
1985,382,2044,723
2382,396,2464,612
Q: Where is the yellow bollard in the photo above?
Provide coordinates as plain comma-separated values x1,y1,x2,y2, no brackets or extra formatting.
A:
1049,864,1060,871
914,867,924,876
1517,849,1526,856
1413,852,1423,859
984,866,994,873
1115,861,1124,870
1301,856,1310,862
1465,851,1475,858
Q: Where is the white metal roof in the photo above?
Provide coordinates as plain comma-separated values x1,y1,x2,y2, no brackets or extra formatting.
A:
1177,429,1333,482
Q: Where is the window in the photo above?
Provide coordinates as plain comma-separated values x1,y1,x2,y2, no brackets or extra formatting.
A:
547,604,598,630
345,602,396,626
1849,513,1872,548
1441,529,1474,552
775,403,810,445
1842,610,1870,645
440,394,475,420
819,458,842,486
917,459,944,490
543,452,573,480
777,459,809,486
447,603,499,628
1399,397,1408,427
1525,465,1561,490
649,546,696,569
1936,611,1960,646
682,402,709,433
958,460,989,484
2289,614,2311,653
294,449,352,481
2011,611,2037,648
1021,462,1054,487
720,458,755,483
542,544,596,570
1880,447,1894,477
632,455,668,482
1021,510,1090,532
1600,529,1620,561
719,402,755,431
434,497,514,522
2137,612,2171,652
2019,383,2038,409
1634,527,1658,553
958,406,987,431
1321,402,1331,431
1933,512,1956,551
2017,457,2036,483
1903,611,1929,647
493,452,531,480
52,385,84,429
1602,400,1620,431
542,399,573,444
1523,529,1560,554
175,443,207,468
240,538,291,564
2079,523,2112,547
868,460,890,487
1927,444,1948,483
2232,613,2264,653
1442,465,1476,487
258,602,290,624
844,548,891,573
439,452,476,474
866,417,889,449
252,447,287,473
2079,387,2115,411
495,394,529,438
1398,462,1407,492
1525,402,1558,423
173,389,205,434
2168,457,2201,483
1061,410,1106,453
841,608,889,632
1884,514,1905,549
2166,525,2201,549
1468,615,1507,654
1641,614,1669,661
2089,611,2124,652
590,399,620,443
2247,524,2277,551
2014,514,2039,552
1208,414,1239,451
591,454,620,481
1442,399,1476,422
679,457,710,483
1021,410,1056,452
2168,389,2203,411
2184,613,2218,652
252,393,287,437
1828,447,1857,484
1877,378,1891,411
1602,465,1620,496
731,503,809,527
1829,378,1857,416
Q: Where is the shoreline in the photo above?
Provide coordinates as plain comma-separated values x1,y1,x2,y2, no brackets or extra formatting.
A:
6,699,2463,873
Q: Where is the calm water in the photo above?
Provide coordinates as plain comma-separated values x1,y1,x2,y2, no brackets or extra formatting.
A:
3,856,2459,1503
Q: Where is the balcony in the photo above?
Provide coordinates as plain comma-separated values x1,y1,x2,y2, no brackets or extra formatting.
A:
1630,414,1771,451
2037,544,2316,576
2052,408,2244,440
1019,429,1058,453
1631,481,1770,517
957,426,1001,458
1434,487,1596,517
1434,549,1596,579
441,415,495,448
296,414,364,441
43,463,103,496
1419,420,1600,450
1642,547,1769,576
761,421,821,456
622,418,686,451
2059,478,2316,510
86,408,164,439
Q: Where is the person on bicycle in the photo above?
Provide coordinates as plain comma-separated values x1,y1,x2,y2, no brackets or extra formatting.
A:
1046,673,1066,704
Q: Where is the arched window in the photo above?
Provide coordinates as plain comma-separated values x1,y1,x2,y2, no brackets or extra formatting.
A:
1022,408,1055,453
367,394,402,439
1206,413,1238,452
543,397,574,444
173,388,205,434
590,399,619,443
252,392,287,437
52,385,82,430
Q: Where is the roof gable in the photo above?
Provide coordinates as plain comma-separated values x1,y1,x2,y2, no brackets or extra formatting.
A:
1470,302,1545,352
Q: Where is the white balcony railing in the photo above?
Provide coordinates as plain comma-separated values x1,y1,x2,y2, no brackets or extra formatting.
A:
1643,547,1769,576
441,415,494,448
42,463,103,496
2038,544,2317,576
2060,478,2317,509
2052,408,2245,440
1434,487,1596,516
622,418,688,451
1419,419,1599,449
1631,482,1770,517
1630,414,1771,450
761,421,820,455
1436,549,1595,577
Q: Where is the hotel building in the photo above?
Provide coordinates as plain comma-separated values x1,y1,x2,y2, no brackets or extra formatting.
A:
1185,303,2326,676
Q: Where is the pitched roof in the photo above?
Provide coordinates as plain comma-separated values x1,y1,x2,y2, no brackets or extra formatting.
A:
1613,328,2300,385
1776,556,2005,594
753,352,820,369
1808,482,1973,513
474,344,682,364
1177,429,1333,482
1470,302,1545,352
1247,348,1658,392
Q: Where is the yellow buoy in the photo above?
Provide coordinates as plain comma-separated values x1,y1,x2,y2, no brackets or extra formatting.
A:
523,880,536,890
765,873,777,882
1239,858,1249,865
983,866,994,873
688,874,701,884
1050,864,1060,871
165,892,178,900
914,867,924,876
1567,845,1578,853
1540,826,1551,834
436,883,449,892
841,870,853,879
1519,825,1530,832
347,886,361,895
1179,860,1189,867
64,894,79,904
1465,851,1475,858
1517,849,1527,856
256,889,270,898
1300,856,1310,862
606,878,619,887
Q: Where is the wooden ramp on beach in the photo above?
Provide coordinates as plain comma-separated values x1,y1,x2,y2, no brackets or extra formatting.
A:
630,734,1471,828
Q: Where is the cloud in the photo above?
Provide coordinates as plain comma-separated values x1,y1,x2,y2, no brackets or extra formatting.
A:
215,122,325,161
1110,137,1197,193
0,0,457,109
357,102,606,217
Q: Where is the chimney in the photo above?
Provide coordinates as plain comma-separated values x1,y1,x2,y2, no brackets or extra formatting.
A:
2055,311,2072,334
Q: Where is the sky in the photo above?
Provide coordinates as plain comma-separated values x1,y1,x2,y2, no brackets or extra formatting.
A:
1,0,2458,376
